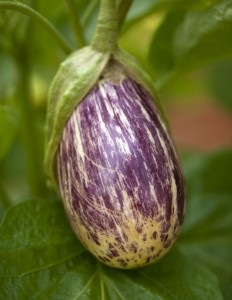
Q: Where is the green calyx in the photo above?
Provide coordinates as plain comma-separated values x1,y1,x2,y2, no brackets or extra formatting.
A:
45,47,110,187
45,0,169,188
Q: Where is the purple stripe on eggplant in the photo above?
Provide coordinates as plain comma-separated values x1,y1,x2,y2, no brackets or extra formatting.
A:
57,77,185,269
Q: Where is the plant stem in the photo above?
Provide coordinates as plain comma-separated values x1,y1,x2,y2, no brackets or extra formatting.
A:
65,0,86,48
0,1,71,54
91,0,118,53
118,0,133,30
81,0,98,27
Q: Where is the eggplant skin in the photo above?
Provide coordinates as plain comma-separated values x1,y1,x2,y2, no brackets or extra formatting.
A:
57,77,185,269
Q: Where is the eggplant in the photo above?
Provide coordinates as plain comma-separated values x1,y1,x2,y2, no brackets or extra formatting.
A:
56,71,185,269
45,0,185,268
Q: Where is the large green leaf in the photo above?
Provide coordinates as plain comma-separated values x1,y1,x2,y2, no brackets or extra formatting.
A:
0,199,84,276
149,0,232,85
0,198,223,299
179,149,232,300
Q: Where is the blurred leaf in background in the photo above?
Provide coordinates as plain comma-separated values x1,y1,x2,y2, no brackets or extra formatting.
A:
149,0,232,88
180,150,232,299
122,0,219,32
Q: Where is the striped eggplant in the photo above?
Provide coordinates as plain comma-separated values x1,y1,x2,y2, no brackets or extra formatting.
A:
45,0,185,270
45,50,185,269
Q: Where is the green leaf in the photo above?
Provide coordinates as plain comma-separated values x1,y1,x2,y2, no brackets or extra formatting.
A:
179,149,232,300
123,0,219,31
183,149,232,197
0,199,84,276
149,0,232,85
0,104,16,161
0,198,223,299
101,251,222,300
148,11,186,80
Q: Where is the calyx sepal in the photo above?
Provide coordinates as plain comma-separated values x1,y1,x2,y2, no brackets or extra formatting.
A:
45,46,109,187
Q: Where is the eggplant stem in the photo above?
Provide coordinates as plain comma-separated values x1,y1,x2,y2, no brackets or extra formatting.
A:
91,0,118,53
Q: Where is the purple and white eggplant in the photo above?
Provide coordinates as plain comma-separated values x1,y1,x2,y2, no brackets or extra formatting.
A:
45,0,185,269
56,71,185,269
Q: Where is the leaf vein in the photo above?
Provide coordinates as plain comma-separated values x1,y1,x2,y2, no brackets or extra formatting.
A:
137,270,179,300
0,250,86,278
74,272,97,300
104,277,126,300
